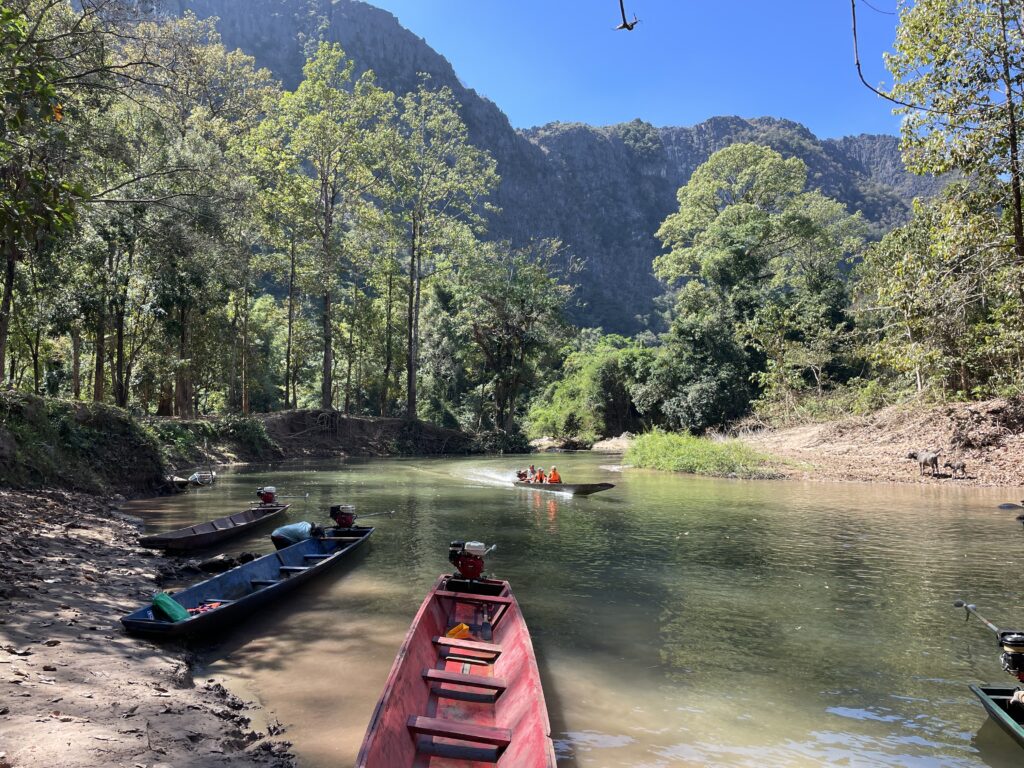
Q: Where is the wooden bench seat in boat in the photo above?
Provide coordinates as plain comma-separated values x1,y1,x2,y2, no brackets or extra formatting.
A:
422,668,508,696
251,579,280,587
433,591,513,605
432,636,503,657
407,715,512,748
279,566,309,574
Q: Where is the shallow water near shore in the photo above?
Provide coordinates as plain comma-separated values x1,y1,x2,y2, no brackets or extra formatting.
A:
126,454,1024,767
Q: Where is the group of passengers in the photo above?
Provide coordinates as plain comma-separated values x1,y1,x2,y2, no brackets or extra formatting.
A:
516,464,561,484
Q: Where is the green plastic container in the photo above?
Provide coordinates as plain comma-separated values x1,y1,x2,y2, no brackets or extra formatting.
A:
151,592,189,622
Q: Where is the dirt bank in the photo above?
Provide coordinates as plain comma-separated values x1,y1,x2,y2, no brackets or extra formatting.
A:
151,409,479,473
0,490,294,768
742,396,1024,487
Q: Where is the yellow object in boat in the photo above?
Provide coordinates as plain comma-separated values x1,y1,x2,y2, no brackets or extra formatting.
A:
446,622,471,639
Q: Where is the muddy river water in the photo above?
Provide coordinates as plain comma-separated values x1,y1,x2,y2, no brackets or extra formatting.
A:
127,453,1024,767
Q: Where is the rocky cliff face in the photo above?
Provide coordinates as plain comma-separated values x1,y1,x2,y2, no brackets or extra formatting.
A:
175,0,939,334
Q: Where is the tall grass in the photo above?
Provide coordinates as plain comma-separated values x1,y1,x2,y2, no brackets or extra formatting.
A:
624,430,775,478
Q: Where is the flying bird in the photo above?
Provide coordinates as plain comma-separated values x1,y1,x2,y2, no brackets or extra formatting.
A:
616,0,639,30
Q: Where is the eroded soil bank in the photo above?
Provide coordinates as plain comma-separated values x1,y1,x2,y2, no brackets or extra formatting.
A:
0,490,294,768
743,396,1024,487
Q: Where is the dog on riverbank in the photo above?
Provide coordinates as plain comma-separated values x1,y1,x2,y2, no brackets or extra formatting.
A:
944,459,967,478
907,450,940,476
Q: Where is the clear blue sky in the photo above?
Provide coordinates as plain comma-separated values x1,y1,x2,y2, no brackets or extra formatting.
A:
366,0,904,138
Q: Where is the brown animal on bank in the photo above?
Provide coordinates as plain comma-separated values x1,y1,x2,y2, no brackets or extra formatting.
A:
944,459,967,478
907,450,940,476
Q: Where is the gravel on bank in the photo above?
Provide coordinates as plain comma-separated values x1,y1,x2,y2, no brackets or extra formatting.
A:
0,489,294,768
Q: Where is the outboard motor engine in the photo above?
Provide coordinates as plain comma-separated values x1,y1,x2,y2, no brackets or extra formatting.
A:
330,504,357,529
1000,631,1024,682
448,540,491,580
256,486,276,505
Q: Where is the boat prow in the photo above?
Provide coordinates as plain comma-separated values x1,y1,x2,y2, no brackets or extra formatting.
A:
357,573,556,767
513,481,614,496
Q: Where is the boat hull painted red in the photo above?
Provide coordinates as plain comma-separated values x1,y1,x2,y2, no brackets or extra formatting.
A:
357,575,556,767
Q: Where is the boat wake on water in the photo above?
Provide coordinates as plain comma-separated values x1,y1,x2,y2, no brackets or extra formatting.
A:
460,468,519,487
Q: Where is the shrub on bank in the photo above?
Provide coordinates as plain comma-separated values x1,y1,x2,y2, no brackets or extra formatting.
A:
0,392,164,493
625,430,775,478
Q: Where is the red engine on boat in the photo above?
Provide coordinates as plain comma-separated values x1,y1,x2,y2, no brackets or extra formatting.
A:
256,486,276,505
330,504,356,528
448,540,491,580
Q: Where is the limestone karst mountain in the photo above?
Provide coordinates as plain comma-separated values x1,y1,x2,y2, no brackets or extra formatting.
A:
175,0,939,333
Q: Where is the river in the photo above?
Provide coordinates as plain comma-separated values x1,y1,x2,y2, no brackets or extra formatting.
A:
127,453,1024,767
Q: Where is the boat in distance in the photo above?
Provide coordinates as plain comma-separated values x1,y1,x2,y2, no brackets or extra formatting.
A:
138,503,290,551
357,542,556,767
513,480,614,496
122,526,374,639
970,684,1024,749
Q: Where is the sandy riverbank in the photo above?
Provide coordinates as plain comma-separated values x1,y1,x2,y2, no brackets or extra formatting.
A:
742,396,1024,488
0,490,294,768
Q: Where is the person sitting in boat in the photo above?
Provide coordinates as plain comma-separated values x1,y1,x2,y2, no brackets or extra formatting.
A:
526,464,537,482
547,466,561,483
270,521,325,550
534,467,546,483
516,469,528,481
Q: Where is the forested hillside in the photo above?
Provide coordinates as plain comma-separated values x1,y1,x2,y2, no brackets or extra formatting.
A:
176,0,940,332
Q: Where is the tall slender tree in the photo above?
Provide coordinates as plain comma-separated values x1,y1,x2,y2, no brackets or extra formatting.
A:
383,80,498,420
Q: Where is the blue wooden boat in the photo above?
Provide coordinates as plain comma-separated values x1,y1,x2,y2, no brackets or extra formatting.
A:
121,526,374,639
138,503,290,552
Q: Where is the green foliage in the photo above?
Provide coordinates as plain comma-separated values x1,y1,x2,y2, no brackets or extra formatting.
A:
527,336,654,443
651,143,867,429
856,184,1024,397
624,430,774,478
0,391,164,492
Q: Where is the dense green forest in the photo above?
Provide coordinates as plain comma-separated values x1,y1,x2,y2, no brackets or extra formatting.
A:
3,0,1023,445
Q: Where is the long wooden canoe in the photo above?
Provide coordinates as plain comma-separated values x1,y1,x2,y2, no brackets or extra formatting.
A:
138,503,290,551
122,526,374,639
514,480,614,496
357,574,556,768
970,684,1024,749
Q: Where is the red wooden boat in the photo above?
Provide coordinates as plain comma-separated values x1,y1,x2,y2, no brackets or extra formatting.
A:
357,542,556,767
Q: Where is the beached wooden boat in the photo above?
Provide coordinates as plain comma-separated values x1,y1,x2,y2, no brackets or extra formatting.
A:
138,503,290,552
513,480,614,496
357,573,556,767
188,470,217,486
122,526,374,639
970,684,1024,749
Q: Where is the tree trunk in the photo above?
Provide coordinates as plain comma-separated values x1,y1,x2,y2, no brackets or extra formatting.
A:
285,236,297,410
241,286,250,415
321,291,333,409
381,270,394,416
405,221,420,420
113,302,127,407
71,327,81,399
344,282,356,414
0,249,17,385
157,381,173,416
30,330,40,395
999,2,1024,264
93,305,106,403
174,307,191,417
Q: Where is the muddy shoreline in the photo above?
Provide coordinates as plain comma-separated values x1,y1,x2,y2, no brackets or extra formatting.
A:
0,489,294,768
742,397,1024,488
